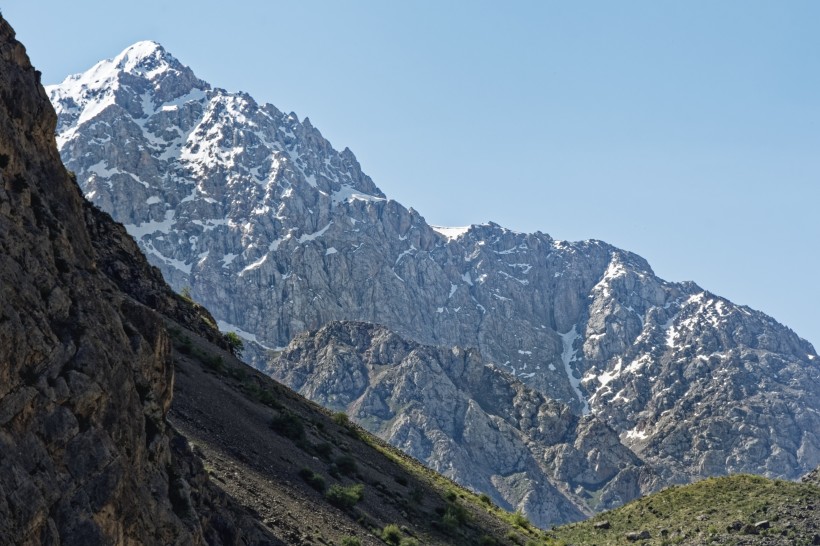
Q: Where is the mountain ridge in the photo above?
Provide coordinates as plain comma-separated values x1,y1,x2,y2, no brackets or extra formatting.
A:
48,39,820,525
0,16,537,545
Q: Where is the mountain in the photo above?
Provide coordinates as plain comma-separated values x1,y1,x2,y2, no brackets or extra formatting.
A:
268,321,651,527
0,15,538,546
48,41,820,524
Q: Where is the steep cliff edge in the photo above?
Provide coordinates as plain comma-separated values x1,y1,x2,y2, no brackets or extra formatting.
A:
0,17,273,544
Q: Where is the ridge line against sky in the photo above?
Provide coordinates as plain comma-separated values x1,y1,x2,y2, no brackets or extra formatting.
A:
5,0,818,347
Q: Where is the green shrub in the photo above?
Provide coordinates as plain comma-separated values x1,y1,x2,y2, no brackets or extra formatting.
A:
333,411,350,427
381,524,402,545
325,483,364,509
478,536,498,546
270,412,305,440
204,354,224,373
223,331,244,357
399,538,419,546
479,492,492,505
340,537,361,546
505,530,523,545
228,366,248,381
314,441,333,460
512,510,530,529
440,509,459,534
257,388,281,408
298,468,326,492
335,455,357,476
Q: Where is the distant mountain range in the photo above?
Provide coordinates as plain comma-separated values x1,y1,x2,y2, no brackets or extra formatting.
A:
48,41,820,526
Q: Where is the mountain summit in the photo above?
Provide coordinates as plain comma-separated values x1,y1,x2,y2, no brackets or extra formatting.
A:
49,41,820,525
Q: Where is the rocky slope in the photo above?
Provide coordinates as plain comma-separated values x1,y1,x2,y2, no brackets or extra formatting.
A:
48,40,820,523
269,321,653,527
0,17,277,545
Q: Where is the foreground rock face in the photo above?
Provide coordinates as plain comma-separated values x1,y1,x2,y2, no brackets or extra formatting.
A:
49,40,820,522
270,321,651,527
0,18,273,545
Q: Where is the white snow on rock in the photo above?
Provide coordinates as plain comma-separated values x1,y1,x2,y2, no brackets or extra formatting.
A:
559,326,589,415
431,225,470,240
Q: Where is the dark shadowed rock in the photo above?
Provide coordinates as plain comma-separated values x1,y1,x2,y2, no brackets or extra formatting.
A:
0,15,275,545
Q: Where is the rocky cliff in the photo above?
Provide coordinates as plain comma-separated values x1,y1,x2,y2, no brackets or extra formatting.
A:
270,321,653,527
0,17,278,545
48,40,820,524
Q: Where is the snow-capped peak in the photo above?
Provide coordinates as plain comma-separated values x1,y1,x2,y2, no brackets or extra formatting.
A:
48,40,179,98
111,40,178,78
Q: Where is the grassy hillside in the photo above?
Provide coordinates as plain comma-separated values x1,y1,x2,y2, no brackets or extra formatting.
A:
546,474,820,545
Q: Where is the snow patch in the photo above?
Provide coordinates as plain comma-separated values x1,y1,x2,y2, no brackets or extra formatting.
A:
331,184,384,205
559,326,589,414
221,253,238,267
240,253,268,274
625,427,649,441
297,222,333,243
431,225,470,240
448,283,458,299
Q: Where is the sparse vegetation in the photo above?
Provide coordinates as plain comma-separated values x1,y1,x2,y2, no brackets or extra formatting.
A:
313,441,333,460
223,331,244,357
180,285,193,302
549,474,820,545
339,537,361,546
333,411,350,427
512,510,530,529
381,523,402,545
298,467,326,492
203,354,224,373
325,483,364,510
334,454,357,476
269,411,305,440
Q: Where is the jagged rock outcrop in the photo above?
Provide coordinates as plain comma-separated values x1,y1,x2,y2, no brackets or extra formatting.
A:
48,40,820,523
0,18,274,545
269,321,650,527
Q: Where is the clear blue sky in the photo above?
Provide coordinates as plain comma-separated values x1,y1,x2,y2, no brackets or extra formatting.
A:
5,1,819,348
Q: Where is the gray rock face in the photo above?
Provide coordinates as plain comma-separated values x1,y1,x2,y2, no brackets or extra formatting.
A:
0,19,274,545
49,41,820,523
269,321,649,526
